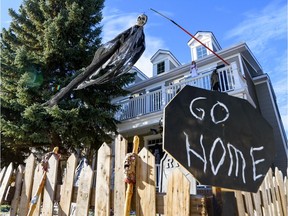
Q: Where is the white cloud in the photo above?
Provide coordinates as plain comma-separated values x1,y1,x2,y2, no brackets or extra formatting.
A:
225,1,288,136
225,2,287,54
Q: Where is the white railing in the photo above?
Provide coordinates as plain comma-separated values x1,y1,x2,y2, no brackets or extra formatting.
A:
114,64,240,121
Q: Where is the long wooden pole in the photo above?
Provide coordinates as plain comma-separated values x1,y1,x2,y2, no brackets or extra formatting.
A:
26,147,59,216
124,136,139,216
150,8,230,66
26,172,46,216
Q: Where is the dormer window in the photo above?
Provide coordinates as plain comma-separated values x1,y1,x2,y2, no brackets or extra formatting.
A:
196,45,207,59
157,61,165,75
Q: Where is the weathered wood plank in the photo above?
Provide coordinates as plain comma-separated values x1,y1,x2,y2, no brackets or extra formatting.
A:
242,192,254,216
259,180,269,216
42,155,59,216
75,165,93,216
30,164,44,216
252,189,262,216
0,163,13,204
273,176,283,216
58,153,77,216
0,167,7,185
113,135,127,216
235,191,246,216
165,169,190,216
275,167,286,216
18,154,36,216
135,147,156,216
95,143,112,216
267,169,279,216
10,165,25,216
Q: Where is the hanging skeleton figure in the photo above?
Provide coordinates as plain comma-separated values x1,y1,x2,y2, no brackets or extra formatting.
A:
45,14,147,107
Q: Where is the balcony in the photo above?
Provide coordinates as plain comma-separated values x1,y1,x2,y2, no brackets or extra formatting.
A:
113,62,247,121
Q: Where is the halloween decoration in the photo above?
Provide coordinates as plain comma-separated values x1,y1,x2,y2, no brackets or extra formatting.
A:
124,136,139,216
150,8,229,66
123,153,137,184
27,147,60,216
45,14,147,107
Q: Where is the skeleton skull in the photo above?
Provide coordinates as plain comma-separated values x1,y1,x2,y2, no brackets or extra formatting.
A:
136,14,148,26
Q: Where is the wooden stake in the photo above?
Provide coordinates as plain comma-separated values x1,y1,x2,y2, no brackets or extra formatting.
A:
124,136,139,216
27,147,59,216
26,172,46,216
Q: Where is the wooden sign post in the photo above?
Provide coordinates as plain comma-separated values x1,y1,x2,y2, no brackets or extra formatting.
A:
124,136,139,216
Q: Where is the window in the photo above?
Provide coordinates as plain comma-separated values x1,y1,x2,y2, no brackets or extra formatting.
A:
196,45,207,59
157,61,165,74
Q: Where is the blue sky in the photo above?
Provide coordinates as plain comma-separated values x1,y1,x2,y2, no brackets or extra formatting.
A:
1,0,287,135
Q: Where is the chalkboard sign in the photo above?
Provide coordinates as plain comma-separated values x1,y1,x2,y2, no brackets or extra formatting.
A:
163,86,275,192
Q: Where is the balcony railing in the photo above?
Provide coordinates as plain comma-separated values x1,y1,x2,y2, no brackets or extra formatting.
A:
114,63,242,121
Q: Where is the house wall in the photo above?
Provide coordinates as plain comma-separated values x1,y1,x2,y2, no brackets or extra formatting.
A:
254,81,288,173
241,58,261,109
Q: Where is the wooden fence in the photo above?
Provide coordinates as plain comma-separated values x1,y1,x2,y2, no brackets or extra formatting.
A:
0,135,287,215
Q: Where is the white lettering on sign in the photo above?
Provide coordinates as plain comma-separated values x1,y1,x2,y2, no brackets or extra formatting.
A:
189,97,206,120
184,132,207,173
209,137,226,175
250,147,265,181
210,101,229,124
190,97,230,124
227,144,246,183
185,97,265,183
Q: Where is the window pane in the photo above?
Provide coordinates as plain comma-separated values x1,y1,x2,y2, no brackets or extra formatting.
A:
157,61,165,74
196,45,207,59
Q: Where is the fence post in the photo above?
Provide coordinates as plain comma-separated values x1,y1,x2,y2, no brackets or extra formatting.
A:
0,163,13,204
165,168,190,216
18,154,36,216
95,143,112,216
30,164,44,216
59,153,77,216
42,154,59,216
75,165,94,215
113,135,127,216
135,147,156,216
0,167,7,185
10,165,24,216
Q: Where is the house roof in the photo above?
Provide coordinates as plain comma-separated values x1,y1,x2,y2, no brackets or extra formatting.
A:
126,42,264,92
187,31,222,50
150,49,181,65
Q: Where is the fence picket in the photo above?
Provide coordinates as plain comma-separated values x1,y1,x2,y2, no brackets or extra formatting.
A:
0,167,7,185
42,154,59,216
75,166,93,215
0,137,287,215
273,176,283,216
18,154,36,216
0,163,13,204
136,147,156,216
10,165,24,216
59,153,77,216
113,135,127,216
259,182,269,216
95,143,112,216
235,191,245,216
165,168,190,216
30,164,44,216
251,189,262,216
275,167,286,216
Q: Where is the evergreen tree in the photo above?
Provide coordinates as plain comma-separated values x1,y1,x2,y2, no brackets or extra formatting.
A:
1,0,134,166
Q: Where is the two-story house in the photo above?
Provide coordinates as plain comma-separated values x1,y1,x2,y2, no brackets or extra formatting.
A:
111,31,287,189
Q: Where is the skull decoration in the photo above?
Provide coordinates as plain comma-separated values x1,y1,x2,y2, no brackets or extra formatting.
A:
123,153,137,184
136,14,148,26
